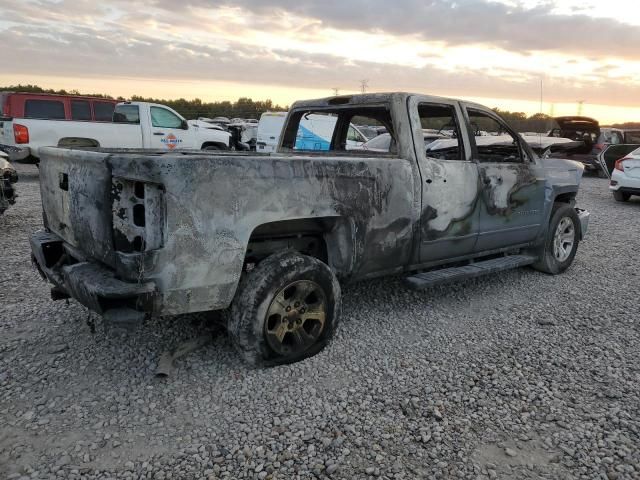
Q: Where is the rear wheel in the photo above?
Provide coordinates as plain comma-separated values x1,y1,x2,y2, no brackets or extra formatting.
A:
203,145,222,151
532,204,580,275
228,251,341,367
613,190,631,202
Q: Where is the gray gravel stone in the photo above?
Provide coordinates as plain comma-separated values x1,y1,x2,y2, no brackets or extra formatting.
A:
1,167,639,479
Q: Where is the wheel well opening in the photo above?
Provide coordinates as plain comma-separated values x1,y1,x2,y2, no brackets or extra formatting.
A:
57,137,100,148
245,218,339,267
554,192,576,205
201,142,228,150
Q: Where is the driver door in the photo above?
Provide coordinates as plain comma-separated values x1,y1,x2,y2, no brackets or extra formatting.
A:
147,106,191,151
409,97,481,264
464,106,546,252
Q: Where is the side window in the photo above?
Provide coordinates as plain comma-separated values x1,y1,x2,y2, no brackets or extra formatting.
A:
347,126,366,143
283,107,395,155
610,132,623,145
71,100,91,121
150,107,183,128
94,102,115,121
294,113,336,151
113,105,140,124
419,103,464,160
467,109,523,163
24,100,65,119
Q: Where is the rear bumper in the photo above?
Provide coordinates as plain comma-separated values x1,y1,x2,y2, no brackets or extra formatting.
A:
30,230,157,320
609,171,640,193
577,208,589,239
0,144,31,162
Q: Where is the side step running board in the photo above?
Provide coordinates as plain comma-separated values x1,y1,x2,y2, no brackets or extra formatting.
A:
404,255,537,291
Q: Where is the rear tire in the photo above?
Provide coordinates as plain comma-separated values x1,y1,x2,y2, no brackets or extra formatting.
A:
613,191,630,202
203,145,221,151
532,204,580,275
228,251,341,367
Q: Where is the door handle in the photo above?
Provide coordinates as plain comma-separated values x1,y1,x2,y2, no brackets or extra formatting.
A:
154,132,165,136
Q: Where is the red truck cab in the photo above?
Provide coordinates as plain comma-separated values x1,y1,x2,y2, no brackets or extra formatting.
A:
1,92,118,122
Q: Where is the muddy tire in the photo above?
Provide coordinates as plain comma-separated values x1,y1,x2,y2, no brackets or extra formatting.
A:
613,191,630,202
532,204,580,275
228,251,341,367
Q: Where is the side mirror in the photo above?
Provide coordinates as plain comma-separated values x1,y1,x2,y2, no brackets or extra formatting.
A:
181,119,189,130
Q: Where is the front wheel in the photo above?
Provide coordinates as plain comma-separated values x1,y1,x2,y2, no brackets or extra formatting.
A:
613,191,630,202
228,251,341,367
532,204,580,275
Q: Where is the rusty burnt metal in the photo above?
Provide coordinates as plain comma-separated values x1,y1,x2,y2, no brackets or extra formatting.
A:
30,93,586,324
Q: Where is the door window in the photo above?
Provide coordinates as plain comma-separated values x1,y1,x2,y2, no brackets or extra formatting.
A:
71,100,91,121
94,102,115,121
419,103,464,160
467,109,523,163
24,100,65,119
347,126,366,143
150,107,183,128
113,105,140,124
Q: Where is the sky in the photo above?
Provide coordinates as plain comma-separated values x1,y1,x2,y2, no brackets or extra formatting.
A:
1,0,640,123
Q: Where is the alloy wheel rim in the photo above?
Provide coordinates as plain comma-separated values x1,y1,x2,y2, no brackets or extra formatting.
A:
553,217,575,263
264,280,327,356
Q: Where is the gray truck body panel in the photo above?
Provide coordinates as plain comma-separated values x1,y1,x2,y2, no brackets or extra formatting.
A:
31,93,586,319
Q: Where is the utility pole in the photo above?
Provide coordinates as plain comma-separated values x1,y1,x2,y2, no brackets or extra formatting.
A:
360,79,369,94
577,100,585,116
332,88,340,97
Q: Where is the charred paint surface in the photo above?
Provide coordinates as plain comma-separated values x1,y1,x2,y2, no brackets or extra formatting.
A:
32,93,585,319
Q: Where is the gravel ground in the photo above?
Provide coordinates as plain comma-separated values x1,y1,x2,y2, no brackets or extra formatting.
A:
1,165,639,480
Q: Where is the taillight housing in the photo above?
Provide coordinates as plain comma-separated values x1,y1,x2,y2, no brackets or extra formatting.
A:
13,124,29,144
111,177,165,254
615,158,629,172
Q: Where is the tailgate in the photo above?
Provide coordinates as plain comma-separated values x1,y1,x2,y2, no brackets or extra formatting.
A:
39,147,116,266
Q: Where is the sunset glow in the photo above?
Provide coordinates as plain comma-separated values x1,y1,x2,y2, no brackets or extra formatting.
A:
2,0,640,123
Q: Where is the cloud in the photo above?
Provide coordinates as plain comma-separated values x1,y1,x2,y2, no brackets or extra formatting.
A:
1,0,640,109
150,0,640,60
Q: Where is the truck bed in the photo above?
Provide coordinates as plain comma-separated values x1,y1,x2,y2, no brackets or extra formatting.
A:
36,146,416,315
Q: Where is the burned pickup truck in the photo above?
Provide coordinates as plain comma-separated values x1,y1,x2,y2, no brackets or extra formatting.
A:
31,93,589,366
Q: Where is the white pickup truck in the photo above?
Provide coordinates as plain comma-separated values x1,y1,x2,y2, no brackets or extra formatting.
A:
0,102,231,161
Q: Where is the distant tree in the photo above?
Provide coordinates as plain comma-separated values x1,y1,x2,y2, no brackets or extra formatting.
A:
0,85,288,119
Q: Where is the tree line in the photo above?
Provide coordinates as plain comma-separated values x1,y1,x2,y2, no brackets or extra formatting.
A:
0,84,288,120
2,85,637,129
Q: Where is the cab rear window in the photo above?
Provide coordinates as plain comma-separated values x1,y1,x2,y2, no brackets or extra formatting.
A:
94,102,115,122
24,100,65,120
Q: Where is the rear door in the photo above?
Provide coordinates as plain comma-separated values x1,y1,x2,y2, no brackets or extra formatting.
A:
146,105,191,150
464,106,546,252
410,97,480,263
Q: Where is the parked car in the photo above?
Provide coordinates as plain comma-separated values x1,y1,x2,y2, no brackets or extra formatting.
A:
256,111,288,153
1,92,118,122
256,111,367,153
359,131,447,153
0,92,120,162
1,101,231,161
610,146,640,202
547,116,607,176
0,150,17,215
31,93,589,366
